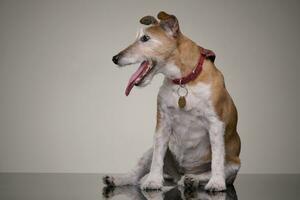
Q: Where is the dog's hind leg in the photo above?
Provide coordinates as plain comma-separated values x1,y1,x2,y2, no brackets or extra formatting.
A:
103,148,153,186
163,148,181,182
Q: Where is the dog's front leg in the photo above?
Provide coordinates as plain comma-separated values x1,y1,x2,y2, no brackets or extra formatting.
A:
205,117,226,191
141,130,171,190
141,107,171,190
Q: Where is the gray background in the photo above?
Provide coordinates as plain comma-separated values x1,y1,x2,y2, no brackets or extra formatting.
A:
0,0,299,173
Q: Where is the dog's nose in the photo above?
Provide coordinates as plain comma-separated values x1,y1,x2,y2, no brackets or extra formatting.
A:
112,54,120,64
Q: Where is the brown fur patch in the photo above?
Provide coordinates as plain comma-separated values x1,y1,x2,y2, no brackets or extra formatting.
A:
157,11,171,20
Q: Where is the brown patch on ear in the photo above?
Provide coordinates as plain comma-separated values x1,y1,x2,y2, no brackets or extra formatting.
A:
157,11,180,37
140,15,158,25
157,11,171,20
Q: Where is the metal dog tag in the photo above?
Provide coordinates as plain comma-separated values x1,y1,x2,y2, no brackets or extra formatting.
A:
177,85,188,109
178,96,186,108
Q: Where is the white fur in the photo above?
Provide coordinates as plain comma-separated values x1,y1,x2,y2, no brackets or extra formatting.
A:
136,28,145,39
158,80,213,170
205,116,226,191
158,62,181,79
118,53,142,66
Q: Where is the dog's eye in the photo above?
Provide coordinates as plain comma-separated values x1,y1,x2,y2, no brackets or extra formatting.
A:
140,35,150,42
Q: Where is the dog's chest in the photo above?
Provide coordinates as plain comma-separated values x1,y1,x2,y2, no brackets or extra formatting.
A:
158,81,213,128
158,81,215,168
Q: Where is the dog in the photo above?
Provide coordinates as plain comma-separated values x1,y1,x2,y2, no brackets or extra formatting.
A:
104,11,241,192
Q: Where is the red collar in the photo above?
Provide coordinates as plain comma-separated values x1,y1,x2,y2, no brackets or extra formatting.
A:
172,47,215,85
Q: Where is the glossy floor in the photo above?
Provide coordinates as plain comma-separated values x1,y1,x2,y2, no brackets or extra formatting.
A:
0,174,299,200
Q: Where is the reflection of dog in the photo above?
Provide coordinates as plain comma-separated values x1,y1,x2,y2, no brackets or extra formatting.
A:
104,11,241,191
102,185,238,200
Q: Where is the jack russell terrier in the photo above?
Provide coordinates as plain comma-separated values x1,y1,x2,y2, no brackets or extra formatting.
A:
104,11,241,192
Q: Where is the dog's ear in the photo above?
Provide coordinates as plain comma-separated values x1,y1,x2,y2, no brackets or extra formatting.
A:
157,11,171,21
140,15,158,25
157,11,180,37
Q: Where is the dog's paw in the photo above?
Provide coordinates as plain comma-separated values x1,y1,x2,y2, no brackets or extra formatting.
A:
102,186,115,198
103,175,115,187
141,175,163,190
184,176,196,188
205,176,226,192
177,175,196,188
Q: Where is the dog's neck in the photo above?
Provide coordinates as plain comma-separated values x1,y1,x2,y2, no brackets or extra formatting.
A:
161,34,202,80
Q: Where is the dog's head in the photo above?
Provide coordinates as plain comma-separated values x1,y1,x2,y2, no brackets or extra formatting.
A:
112,11,181,96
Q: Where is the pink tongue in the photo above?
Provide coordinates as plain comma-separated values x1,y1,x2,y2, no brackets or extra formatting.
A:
125,61,149,96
